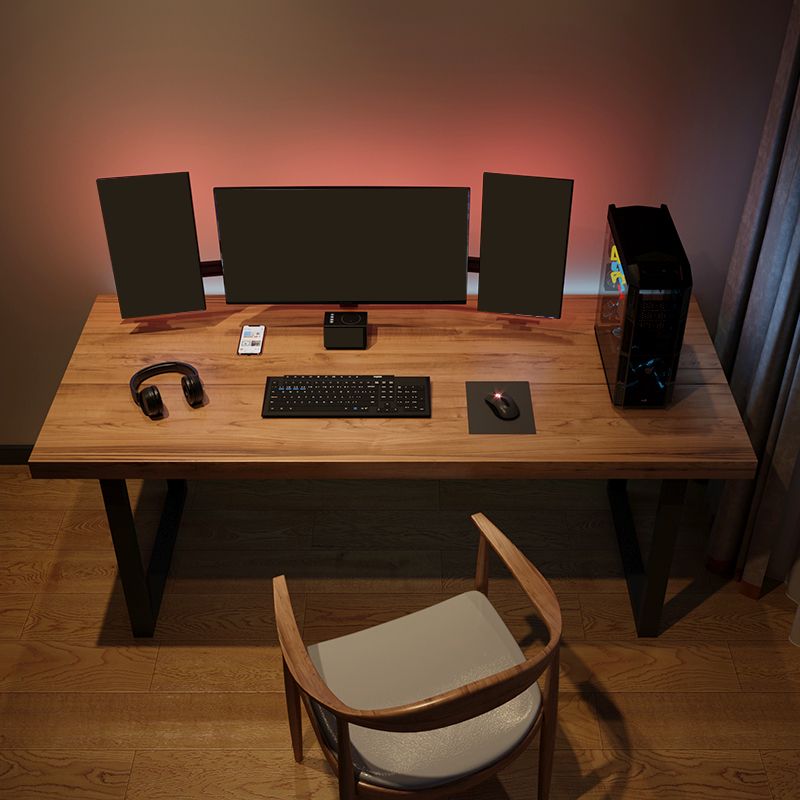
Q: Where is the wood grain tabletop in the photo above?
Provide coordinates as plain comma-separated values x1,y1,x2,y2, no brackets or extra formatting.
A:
28,295,757,480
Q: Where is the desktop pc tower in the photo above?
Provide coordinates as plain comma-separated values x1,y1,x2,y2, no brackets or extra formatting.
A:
595,204,692,407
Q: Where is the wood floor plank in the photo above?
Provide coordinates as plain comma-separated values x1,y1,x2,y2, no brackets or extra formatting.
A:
312,511,478,551
311,508,619,551
730,642,800,691
21,591,294,644
0,595,34,639
316,479,440,510
21,592,136,643
157,592,295,643
0,642,157,692
0,749,134,800
443,548,627,594
41,550,120,594
760,750,800,800
450,748,772,799
185,480,321,511
151,645,283,692
55,509,117,550
124,747,775,800
0,469,102,510
446,547,737,599
56,507,313,551
0,509,63,549
0,472,187,514
125,748,337,800
169,549,442,594
555,693,602,750
0,551,53,592
597,692,800,750
439,480,609,511
581,590,796,640
0,692,290,749
185,479,438,511
303,591,584,644
176,509,314,550
560,642,741,692
55,509,158,551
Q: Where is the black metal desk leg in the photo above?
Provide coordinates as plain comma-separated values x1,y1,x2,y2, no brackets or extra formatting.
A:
607,478,687,637
100,478,186,637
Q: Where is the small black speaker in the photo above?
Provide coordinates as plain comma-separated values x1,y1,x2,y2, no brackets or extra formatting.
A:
477,172,573,318
97,171,206,319
324,311,368,349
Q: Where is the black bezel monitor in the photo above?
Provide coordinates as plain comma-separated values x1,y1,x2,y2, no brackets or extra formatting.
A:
214,186,470,304
478,172,573,319
97,171,206,319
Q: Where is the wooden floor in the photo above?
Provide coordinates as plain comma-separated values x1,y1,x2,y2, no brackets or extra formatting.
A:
0,467,798,799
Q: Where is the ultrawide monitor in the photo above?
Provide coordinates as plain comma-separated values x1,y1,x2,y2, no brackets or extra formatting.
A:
214,186,470,304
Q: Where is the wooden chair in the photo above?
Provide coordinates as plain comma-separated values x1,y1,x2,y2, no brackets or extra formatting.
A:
273,512,562,799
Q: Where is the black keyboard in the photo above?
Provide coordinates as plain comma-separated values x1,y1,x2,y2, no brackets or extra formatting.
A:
262,375,431,418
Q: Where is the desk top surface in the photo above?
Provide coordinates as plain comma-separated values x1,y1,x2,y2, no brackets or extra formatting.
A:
29,295,757,480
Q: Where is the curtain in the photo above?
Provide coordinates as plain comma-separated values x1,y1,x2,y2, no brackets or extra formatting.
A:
708,0,800,645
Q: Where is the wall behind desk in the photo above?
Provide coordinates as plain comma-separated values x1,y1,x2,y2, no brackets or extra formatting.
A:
0,0,790,446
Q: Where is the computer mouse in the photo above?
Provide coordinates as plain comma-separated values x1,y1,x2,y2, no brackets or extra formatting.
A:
484,391,520,421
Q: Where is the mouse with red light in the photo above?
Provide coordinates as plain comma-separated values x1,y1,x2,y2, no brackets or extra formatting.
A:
484,391,520,421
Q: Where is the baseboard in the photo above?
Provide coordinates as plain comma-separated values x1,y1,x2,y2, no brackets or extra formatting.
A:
0,445,33,465
739,580,762,599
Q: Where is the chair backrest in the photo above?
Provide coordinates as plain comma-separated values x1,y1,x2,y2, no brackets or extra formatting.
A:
274,512,562,734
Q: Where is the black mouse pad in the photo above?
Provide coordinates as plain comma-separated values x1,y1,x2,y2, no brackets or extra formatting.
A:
466,381,536,434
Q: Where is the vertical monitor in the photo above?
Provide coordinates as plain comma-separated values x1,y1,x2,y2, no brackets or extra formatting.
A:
97,171,206,319
478,172,573,318
214,186,470,304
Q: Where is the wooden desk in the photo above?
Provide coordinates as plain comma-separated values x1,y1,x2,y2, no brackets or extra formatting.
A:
29,295,756,637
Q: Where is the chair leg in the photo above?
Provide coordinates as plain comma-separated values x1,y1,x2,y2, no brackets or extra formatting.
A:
283,657,303,762
537,652,559,800
336,716,357,799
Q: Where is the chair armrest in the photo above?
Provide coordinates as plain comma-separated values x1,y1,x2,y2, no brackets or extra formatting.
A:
273,575,352,715
471,512,562,641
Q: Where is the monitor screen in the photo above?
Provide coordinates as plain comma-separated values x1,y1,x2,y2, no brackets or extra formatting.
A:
97,171,206,319
214,186,470,304
478,172,573,318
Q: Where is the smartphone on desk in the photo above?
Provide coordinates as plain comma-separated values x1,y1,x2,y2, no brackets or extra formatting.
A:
238,324,265,355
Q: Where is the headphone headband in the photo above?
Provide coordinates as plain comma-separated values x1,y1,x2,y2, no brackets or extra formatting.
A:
130,362,200,405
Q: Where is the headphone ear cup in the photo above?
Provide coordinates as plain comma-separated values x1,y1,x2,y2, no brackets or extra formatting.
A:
139,385,164,418
181,374,204,407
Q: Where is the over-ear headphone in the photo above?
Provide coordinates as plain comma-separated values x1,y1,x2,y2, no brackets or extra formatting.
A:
130,362,204,419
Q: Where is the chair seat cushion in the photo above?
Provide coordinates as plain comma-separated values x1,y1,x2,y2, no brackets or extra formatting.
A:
307,590,542,790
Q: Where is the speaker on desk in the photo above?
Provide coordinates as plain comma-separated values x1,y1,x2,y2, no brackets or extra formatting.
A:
477,172,573,318
97,171,206,319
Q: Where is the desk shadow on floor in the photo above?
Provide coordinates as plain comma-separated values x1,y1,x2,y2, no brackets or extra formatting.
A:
90,479,641,796
95,477,728,646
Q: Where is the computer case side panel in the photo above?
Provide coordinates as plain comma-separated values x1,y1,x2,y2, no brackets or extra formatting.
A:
595,204,692,408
